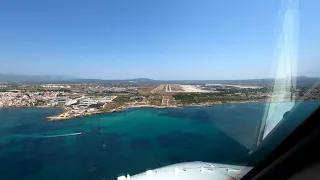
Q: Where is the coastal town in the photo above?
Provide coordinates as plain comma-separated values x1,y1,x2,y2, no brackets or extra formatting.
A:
0,82,319,120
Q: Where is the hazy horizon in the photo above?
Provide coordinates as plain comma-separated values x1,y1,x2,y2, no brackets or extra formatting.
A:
1,0,319,80
1,72,319,81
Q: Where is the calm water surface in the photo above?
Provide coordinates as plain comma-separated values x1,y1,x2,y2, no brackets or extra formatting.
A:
0,102,318,180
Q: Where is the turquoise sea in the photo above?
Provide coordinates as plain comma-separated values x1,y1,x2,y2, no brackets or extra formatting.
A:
0,102,319,180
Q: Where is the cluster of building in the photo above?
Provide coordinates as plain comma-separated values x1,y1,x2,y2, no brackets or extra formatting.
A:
51,95,118,119
41,84,71,88
0,91,59,107
201,83,320,101
205,84,262,89
0,89,120,119
0,90,117,111
0,84,140,119
87,86,138,93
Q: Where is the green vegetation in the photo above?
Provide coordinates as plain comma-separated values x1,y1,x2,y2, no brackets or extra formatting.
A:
173,92,267,104
213,87,270,95
24,88,72,92
113,95,132,103
100,95,132,112
34,99,46,106
148,94,162,106
88,92,109,97
101,102,121,111
138,85,158,96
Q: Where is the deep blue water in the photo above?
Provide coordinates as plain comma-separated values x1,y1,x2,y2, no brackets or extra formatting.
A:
0,102,318,180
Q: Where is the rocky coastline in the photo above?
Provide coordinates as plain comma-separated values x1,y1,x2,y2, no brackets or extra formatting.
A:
46,100,266,121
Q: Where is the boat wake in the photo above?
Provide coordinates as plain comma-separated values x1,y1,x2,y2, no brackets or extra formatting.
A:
41,132,83,138
14,132,83,138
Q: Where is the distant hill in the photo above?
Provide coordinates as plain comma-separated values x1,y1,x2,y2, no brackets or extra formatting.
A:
43,77,320,87
49,78,160,84
0,73,318,87
0,74,158,84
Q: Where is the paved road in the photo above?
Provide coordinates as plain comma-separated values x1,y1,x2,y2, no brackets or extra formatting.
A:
165,84,172,92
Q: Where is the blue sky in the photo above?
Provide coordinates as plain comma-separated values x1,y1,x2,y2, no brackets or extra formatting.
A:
0,0,319,80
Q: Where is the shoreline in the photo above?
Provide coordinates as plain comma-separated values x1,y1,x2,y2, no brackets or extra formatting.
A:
46,99,315,121
1,100,317,121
